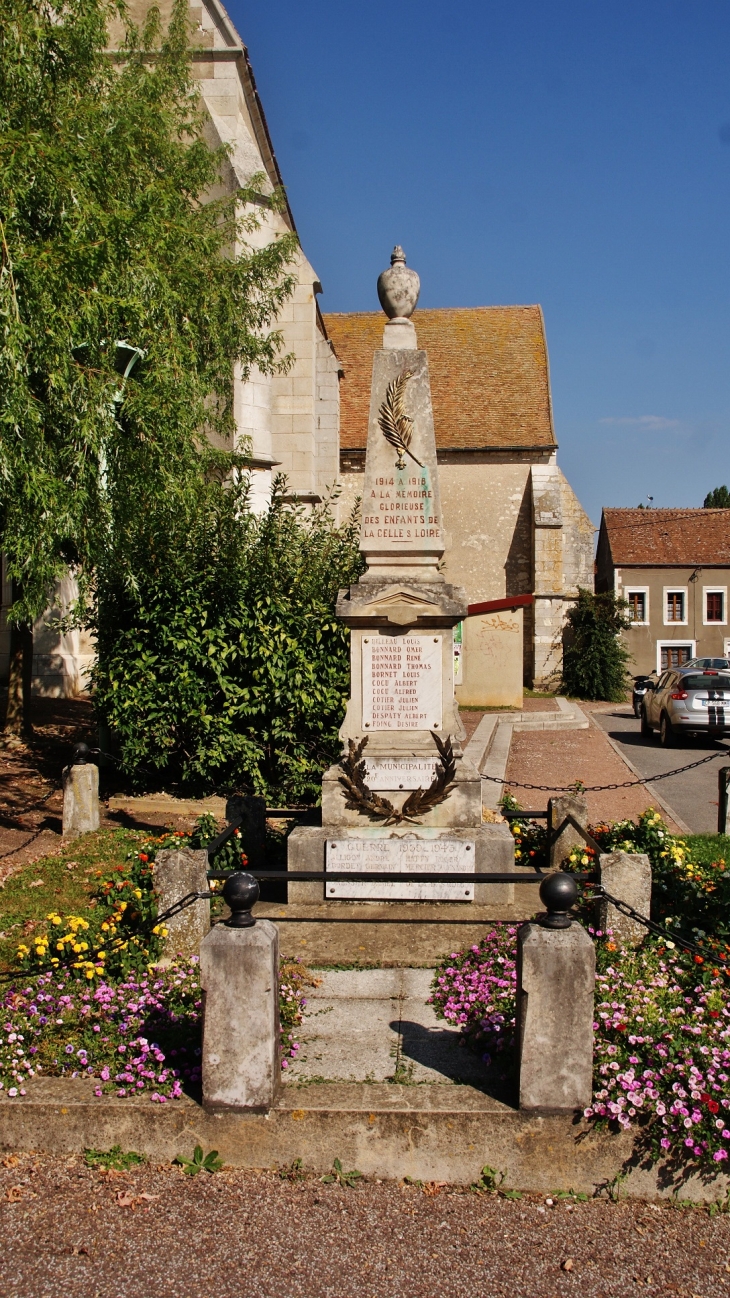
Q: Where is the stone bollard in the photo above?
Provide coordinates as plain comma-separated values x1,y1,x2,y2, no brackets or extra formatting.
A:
153,849,210,961
548,793,589,871
225,794,266,871
62,745,100,838
516,873,595,1111
200,873,280,1112
598,851,652,948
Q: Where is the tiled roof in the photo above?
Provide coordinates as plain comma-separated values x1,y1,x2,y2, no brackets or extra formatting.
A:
323,306,556,451
602,508,730,566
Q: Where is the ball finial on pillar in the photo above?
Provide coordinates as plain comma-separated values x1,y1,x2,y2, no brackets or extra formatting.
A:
222,871,260,928
539,871,578,928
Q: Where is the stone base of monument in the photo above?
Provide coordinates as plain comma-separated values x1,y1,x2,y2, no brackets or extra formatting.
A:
3,1075,725,1200
286,822,517,906
279,815,535,961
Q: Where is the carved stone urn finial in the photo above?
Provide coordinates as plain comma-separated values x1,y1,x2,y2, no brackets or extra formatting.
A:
377,246,420,320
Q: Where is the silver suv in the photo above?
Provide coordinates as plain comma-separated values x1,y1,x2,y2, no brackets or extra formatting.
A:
641,667,730,745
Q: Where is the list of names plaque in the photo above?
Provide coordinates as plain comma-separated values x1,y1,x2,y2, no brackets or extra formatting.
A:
362,635,442,731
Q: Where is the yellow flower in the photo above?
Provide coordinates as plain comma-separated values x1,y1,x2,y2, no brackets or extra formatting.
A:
134,889,142,899
85,968,95,979
581,855,589,865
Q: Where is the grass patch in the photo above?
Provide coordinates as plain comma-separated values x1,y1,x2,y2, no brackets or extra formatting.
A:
0,828,145,973
683,834,730,867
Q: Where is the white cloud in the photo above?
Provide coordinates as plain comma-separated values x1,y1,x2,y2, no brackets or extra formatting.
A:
598,415,681,430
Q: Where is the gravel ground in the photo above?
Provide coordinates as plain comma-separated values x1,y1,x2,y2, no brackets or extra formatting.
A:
1,1152,730,1298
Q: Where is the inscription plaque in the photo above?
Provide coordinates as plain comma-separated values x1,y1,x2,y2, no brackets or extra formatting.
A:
361,466,443,546
325,838,475,901
363,759,439,790
362,635,442,731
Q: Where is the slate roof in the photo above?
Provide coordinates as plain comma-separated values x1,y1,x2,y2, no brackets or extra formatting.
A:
602,508,730,566
323,306,556,451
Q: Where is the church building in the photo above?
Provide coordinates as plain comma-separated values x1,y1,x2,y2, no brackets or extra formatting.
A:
3,0,594,707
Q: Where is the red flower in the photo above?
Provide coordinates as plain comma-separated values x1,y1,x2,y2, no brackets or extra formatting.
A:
694,955,704,965
710,1010,720,1018
616,1023,627,1032
138,853,148,863
709,1101,720,1114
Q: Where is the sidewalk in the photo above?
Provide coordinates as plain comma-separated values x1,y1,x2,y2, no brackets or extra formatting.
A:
503,701,683,830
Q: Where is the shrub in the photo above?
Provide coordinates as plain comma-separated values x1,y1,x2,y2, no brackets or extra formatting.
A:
562,588,632,702
89,477,364,803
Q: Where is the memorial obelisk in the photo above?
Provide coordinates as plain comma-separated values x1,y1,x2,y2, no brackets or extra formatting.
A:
287,248,515,904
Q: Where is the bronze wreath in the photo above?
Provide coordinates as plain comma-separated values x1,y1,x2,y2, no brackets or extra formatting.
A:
338,732,456,826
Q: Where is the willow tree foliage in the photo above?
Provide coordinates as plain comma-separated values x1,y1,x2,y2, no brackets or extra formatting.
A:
0,0,297,730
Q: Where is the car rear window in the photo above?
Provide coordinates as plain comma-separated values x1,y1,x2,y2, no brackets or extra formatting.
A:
681,674,730,691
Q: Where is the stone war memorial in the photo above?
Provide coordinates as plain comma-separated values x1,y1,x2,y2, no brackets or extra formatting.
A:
1,251,717,1205
284,248,519,945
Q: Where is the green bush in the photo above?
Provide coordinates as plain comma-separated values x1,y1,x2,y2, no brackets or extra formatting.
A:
562,587,632,701
89,477,364,803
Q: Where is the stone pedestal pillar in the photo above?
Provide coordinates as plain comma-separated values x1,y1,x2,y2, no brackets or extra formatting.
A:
199,919,280,1112
153,849,210,960
62,763,100,838
516,920,595,1111
598,851,652,948
548,793,589,871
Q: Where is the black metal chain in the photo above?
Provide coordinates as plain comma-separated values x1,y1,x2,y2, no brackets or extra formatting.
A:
480,749,722,794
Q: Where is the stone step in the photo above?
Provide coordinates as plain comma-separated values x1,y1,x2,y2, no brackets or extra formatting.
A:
254,899,540,964
0,1074,719,1199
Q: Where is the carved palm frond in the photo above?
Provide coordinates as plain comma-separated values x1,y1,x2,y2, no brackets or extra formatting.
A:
377,372,423,469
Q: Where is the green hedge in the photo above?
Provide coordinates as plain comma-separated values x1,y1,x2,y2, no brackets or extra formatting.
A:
90,478,364,802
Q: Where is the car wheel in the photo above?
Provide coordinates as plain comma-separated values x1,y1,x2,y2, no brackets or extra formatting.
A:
660,713,675,747
640,707,652,737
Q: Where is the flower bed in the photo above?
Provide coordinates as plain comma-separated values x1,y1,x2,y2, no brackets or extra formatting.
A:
1,817,306,1099
1,955,309,1099
430,926,730,1174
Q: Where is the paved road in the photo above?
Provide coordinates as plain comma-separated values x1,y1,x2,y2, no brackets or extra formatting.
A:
591,706,730,835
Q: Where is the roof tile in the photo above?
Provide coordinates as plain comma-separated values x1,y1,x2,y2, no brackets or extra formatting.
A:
323,306,555,451
602,508,730,566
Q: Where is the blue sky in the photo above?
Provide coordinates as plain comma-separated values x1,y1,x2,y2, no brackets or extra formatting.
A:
228,0,730,526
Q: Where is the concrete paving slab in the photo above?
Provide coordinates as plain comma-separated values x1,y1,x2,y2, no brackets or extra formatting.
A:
307,969,402,999
289,967,487,1088
289,995,400,1082
398,967,435,998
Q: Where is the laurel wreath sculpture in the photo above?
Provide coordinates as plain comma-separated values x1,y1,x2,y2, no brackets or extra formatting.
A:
377,372,424,470
339,732,456,826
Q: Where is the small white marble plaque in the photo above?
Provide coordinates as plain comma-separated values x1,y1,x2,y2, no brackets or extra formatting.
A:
362,635,442,731
325,837,475,901
363,759,439,790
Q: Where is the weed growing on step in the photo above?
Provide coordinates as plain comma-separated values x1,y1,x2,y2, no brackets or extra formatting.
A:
84,1145,145,1171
